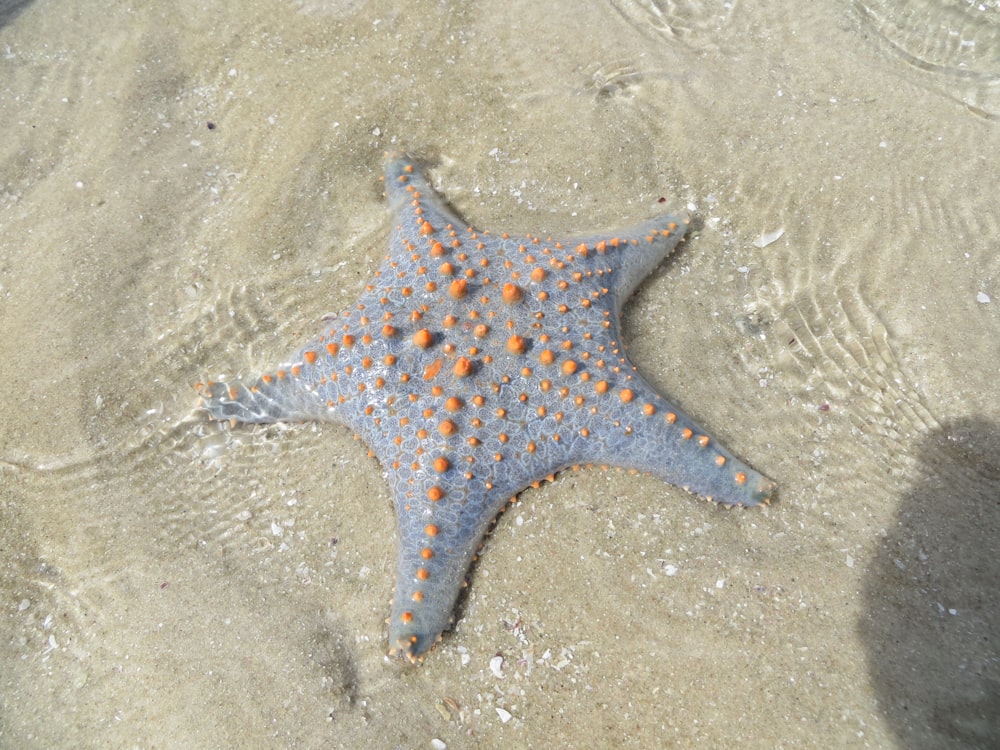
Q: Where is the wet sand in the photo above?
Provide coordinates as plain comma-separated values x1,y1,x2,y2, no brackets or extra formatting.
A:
1,1,998,747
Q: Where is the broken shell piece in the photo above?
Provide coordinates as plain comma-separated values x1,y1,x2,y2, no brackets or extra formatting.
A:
753,227,785,248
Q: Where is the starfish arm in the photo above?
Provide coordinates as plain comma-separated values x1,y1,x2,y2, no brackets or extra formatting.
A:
384,156,473,240
570,212,692,308
566,371,776,506
386,478,507,661
383,449,579,662
197,377,327,424
197,338,349,425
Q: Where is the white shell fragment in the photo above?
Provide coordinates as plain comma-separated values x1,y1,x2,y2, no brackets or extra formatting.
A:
752,227,785,248
489,654,505,678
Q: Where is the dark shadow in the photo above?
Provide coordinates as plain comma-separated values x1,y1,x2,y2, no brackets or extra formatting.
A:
860,417,1000,749
0,0,33,28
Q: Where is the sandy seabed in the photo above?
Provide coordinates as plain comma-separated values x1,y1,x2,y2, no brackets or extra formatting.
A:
1,1,998,748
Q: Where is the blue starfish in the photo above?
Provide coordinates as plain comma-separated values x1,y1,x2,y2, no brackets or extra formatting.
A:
198,155,775,662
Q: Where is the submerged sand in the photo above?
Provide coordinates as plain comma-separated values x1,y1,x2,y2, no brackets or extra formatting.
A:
1,1,998,747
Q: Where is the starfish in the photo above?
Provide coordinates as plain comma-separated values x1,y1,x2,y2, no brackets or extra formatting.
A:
197,154,775,662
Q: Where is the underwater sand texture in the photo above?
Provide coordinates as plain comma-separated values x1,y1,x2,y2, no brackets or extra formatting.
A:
1,1,997,748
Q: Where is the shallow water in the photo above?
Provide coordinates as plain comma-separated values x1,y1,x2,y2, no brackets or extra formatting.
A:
1,1,998,747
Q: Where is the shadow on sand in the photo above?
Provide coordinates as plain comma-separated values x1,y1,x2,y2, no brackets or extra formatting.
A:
0,0,33,29
860,417,1000,749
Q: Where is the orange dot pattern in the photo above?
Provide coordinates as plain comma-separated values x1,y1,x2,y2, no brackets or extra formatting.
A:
197,155,775,664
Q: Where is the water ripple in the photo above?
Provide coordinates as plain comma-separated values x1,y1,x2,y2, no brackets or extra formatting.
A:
854,0,1000,120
